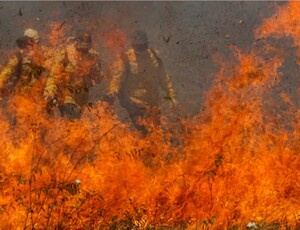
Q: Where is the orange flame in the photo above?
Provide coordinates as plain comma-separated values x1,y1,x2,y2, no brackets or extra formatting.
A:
0,3,299,229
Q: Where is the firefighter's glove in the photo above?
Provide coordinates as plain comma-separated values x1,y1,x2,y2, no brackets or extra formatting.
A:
44,94,57,105
170,98,178,106
164,96,178,106
45,97,58,114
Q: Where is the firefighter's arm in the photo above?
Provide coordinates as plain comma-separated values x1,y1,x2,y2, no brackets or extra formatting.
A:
153,50,177,105
0,55,19,89
90,49,104,85
44,74,57,102
164,73,177,105
93,60,104,85
108,56,125,96
101,56,125,105
43,49,65,102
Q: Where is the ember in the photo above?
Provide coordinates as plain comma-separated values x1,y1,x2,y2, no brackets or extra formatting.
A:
0,1,299,229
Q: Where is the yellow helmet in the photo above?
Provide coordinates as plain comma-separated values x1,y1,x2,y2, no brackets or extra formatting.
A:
24,28,40,43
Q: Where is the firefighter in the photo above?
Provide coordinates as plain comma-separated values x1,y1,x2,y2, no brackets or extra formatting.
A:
0,29,48,131
44,31,104,119
105,30,177,135
24,28,53,72
0,33,45,100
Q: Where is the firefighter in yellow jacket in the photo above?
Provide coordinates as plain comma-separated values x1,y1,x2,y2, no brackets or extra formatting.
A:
44,31,104,119
0,30,45,99
0,29,47,129
106,30,177,135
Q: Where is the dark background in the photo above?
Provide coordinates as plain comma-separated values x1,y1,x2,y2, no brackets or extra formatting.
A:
1,1,297,121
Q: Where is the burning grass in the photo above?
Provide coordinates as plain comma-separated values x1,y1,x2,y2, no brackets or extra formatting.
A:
0,51,298,229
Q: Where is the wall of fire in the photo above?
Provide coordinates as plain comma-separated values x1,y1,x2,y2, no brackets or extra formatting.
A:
0,1,298,120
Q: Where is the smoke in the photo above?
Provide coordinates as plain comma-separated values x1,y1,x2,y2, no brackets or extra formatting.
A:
0,1,292,116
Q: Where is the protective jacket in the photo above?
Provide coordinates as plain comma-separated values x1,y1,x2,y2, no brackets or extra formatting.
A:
44,44,103,107
109,48,176,107
0,51,45,98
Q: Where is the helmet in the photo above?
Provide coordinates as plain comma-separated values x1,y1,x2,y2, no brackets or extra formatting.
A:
76,31,92,44
75,31,92,53
131,30,148,51
24,28,40,43
132,30,148,45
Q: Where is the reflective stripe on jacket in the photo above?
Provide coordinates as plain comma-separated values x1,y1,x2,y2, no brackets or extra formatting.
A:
109,48,176,106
